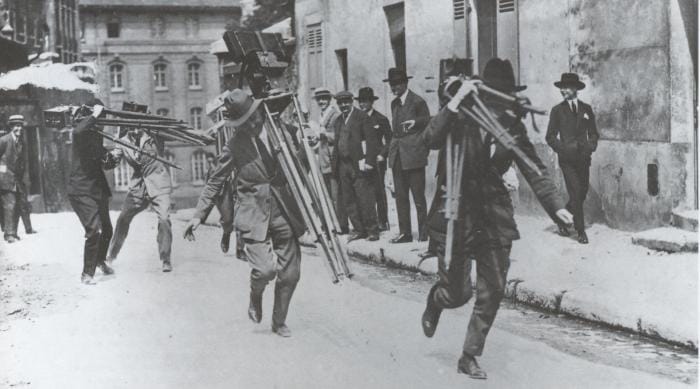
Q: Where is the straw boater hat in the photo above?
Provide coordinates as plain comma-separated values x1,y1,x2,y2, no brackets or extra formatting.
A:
313,87,333,100
8,115,25,126
224,89,262,126
554,73,586,90
481,58,527,93
334,91,354,101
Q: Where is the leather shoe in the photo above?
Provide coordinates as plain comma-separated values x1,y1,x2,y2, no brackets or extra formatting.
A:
421,287,442,338
248,291,263,323
5,236,17,244
236,249,248,262
25,229,37,234
557,224,570,237
220,232,231,253
390,233,412,244
80,273,96,285
458,354,487,379
348,232,368,242
367,233,379,241
162,261,172,272
98,262,114,275
272,323,292,337
378,222,390,232
578,231,589,244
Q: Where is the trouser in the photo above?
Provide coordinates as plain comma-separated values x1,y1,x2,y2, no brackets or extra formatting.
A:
429,236,511,357
338,159,379,235
325,172,348,231
373,161,389,226
559,159,590,233
0,189,18,239
16,185,33,233
244,196,301,327
392,157,427,236
68,194,113,276
108,191,172,262
216,179,235,235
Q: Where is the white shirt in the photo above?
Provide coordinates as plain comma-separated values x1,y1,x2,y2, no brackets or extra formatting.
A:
567,98,579,112
256,126,272,154
366,108,374,117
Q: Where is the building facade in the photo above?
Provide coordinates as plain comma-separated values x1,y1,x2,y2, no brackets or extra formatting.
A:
294,0,697,231
79,0,241,208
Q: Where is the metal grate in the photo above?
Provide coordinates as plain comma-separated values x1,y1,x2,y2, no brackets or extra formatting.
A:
499,0,515,13
453,0,466,20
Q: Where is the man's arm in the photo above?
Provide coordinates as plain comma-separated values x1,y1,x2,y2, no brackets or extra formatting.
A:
192,146,237,222
545,107,562,153
421,107,459,150
586,106,599,152
413,97,431,133
380,116,392,158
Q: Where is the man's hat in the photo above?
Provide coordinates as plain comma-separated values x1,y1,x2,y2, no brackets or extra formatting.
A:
313,87,333,100
554,73,586,90
382,68,412,85
334,90,354,101
355,87,379,101
8,115,25,126
482,58,527,93
223,89,262,127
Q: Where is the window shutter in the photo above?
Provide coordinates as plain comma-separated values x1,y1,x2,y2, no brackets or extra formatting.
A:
453,0,466,20
498,0,515,13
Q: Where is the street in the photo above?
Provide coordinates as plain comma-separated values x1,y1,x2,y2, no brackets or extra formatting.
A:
0,211,696,389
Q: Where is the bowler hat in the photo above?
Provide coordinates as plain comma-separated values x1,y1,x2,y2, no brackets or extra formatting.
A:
482,58,527,93
554,73,586,90
382,68,412,85
8,114,25,126
223,89,262,127
334,90,354,101
355,87,379,101
313,87,333,100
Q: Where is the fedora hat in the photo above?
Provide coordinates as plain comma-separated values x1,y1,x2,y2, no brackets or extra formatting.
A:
334,90,354,101
355,87,379,101
313,87,333,100
8,114,25,126
482,58,527,93
223,89,262,127
554,73,586,90
382,68,412,85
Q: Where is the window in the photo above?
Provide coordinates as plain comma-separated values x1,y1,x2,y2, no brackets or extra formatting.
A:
384,2,406,71
156,108,169,117
164,152,177,187
191,150,208,184
107,19,120,38
335,49,348,91
184,16,199,38
306,23,323,92
154,63,167,90
109,64,124,91
188,63,201,88
114,158,133,192
190,107,203,130
150,16,166,37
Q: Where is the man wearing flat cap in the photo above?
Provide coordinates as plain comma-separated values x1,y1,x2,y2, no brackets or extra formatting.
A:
0,115,33,243
185,89,306,337
356,86,392,231
330,90,381,241
546,72,599,244
419,58,572,379
384,68,431,243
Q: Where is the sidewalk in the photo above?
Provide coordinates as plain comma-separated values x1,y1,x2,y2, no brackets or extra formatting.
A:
175,208,698,348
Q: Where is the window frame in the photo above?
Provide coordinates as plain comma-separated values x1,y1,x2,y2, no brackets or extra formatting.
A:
187,62,202,90
153,62,168,91
109,62,125,92
189,107,203,131
190,150,208,185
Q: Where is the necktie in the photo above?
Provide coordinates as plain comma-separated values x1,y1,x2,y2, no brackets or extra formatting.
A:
255,136,276,176
571,101,577,115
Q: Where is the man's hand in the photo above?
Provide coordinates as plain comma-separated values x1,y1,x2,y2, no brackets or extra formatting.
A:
92,104,104,118
400,120,415,131
555,209,574,225
183,218,202,241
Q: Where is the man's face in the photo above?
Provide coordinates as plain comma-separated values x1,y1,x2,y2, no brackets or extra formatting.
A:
315,97,331,111
11,124,23,137
239,109,265,137
390,82,408,97
337,99,354,114
358,100,374,112
559,87,577,100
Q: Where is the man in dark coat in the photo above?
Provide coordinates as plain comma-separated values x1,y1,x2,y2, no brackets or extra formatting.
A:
68,101,119,284
185,89,306,337
385,68,431,243
545,73,599,244
356,87,392,231
419,59,573,379
329,91,381,241
0,115,29,243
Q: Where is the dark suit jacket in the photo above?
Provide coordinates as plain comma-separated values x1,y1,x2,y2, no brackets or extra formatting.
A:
545,100,599,163
423,107,564,246
388,90,431,170
0,133,25,192
330,108,379,173
367,109,392,161
193,130,306,242
116,133,172,197
68,116,112,198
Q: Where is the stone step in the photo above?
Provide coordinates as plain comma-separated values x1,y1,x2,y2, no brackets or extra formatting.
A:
672,209,698,232
631,227,698,253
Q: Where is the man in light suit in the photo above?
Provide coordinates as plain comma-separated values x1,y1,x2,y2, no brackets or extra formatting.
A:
545,73,599,244
185,89,306,338
107,118,174,272
0,115,28,243
385,68,431,243
331,91,381,241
